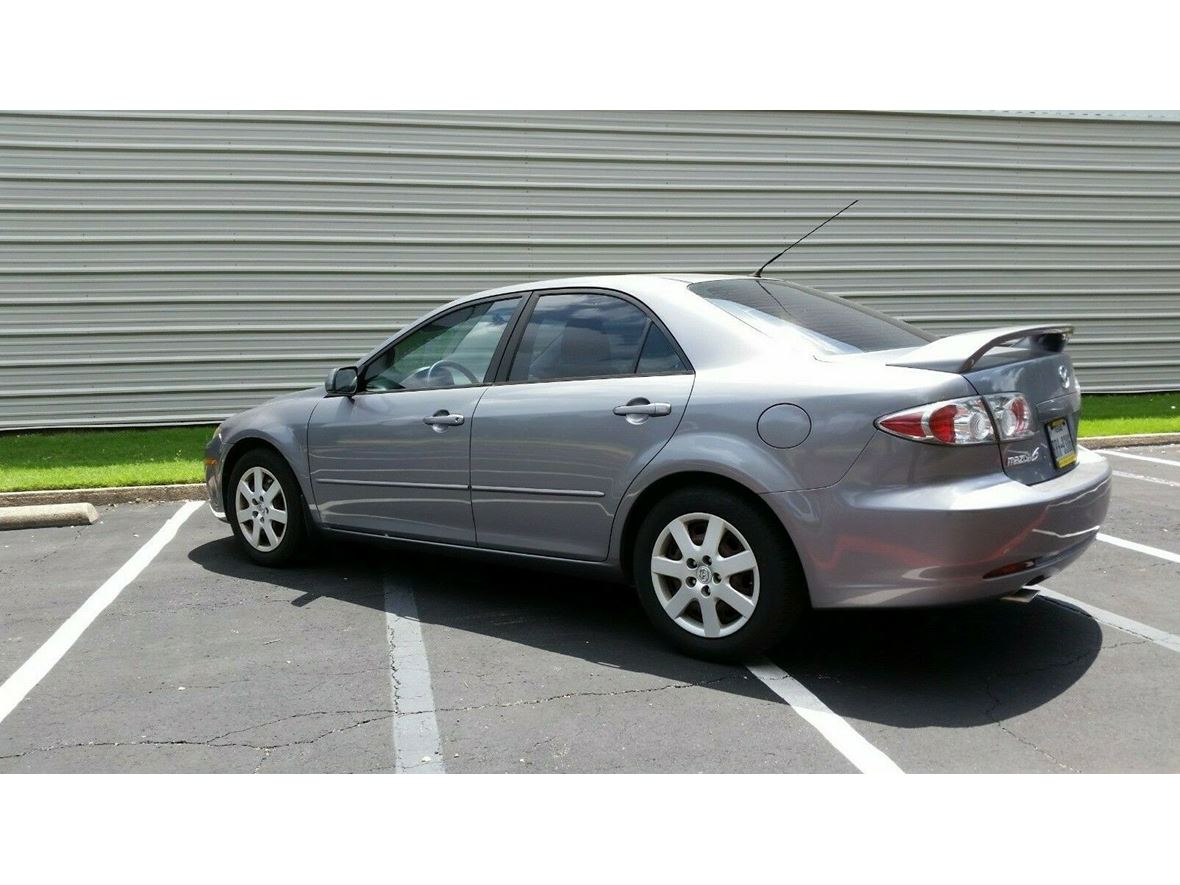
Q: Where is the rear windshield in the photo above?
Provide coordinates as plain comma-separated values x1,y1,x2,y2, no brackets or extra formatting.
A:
688,278,935,354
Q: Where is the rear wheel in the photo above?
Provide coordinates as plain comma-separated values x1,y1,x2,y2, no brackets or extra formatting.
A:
632,487,807,660
227,448,307,566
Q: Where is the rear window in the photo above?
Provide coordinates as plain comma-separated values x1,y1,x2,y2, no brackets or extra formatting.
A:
688,278,935,354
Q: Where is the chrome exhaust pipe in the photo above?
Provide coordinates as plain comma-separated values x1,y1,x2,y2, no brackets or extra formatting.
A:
1001,586,1041,604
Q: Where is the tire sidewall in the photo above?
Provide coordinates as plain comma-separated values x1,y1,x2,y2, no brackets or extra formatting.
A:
632,487,806,661
227,449,307,566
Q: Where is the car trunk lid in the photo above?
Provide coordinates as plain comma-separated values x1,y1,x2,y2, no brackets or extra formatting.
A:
885,325,1081,484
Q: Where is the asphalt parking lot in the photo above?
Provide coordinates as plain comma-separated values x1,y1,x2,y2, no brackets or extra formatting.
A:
1,444,1178,773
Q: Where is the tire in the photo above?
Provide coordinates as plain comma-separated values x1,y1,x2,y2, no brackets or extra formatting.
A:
226,448,308,567
632,486,808,661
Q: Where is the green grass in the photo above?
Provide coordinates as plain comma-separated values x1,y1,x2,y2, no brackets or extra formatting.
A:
0,394,1176,493
1078,392,1180,438
0,425,216,492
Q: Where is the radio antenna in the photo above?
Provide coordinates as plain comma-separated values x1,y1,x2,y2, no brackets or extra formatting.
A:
753,199,859,278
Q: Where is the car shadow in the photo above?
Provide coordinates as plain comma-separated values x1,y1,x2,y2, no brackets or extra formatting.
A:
768,599,1104,729
187,536,1104,729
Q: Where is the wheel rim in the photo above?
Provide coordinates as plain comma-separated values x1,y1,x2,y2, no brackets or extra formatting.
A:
650,511,760,638
234,466,288,552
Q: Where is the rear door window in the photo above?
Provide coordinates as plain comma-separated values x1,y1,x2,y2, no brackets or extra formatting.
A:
507,292,687,382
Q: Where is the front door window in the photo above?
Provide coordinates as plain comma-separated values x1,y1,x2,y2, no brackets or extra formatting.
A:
363,296,522,391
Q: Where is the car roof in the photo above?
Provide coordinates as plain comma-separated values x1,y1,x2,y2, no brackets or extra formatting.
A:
460,273,751,302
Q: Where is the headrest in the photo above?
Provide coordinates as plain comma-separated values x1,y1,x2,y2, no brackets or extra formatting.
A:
559,324,612,369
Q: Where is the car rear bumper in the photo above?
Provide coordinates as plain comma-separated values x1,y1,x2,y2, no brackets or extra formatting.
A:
762,441,1112,608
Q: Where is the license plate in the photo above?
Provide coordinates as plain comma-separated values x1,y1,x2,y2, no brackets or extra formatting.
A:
1046,417,1076,468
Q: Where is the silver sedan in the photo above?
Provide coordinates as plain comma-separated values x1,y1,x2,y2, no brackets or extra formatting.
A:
204,274,1112,659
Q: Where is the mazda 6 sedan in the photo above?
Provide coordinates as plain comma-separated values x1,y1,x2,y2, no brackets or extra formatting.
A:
205,274,1112,659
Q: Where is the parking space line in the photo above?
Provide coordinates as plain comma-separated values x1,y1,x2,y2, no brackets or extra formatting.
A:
1097,533,1180,565
1095,449,1180,468
747,659,903,774
1112,469,1180,490
1040,588,1180,655
0,501,202,728
384,572,445,774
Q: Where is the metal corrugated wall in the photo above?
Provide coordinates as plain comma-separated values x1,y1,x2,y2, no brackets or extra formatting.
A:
2,110,1178,429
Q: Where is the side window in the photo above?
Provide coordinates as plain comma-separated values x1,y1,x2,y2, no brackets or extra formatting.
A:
637,325,688,374
362,296,521,391
508,292,682,382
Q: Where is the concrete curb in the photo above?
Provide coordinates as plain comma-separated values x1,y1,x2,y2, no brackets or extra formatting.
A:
0,483,206,508
1082,432,1180,449
0,502,100,531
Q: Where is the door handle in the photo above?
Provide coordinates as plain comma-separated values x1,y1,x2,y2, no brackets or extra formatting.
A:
613,400,672,417
423,411,464,426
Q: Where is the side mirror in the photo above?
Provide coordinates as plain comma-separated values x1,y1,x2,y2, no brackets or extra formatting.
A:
325,366,359,397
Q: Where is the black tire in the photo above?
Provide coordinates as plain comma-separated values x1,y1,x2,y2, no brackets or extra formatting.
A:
226,447,308,567
632,486,808,661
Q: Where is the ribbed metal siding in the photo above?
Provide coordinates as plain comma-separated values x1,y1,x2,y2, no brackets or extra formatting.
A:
1,109,1178,429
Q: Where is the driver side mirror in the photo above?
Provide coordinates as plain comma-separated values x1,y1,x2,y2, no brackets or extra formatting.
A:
325,365,359,397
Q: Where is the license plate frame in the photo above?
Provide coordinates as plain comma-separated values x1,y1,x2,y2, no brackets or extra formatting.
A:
1046,417,1077,469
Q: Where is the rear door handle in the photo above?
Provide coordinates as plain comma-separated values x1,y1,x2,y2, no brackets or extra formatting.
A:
613,401,672,417
423,411,464,426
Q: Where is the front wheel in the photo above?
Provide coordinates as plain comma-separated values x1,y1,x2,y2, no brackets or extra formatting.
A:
227,448,308,567
632,487,808,660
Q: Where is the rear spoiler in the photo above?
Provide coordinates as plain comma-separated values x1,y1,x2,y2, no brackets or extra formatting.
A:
887,325,1073,374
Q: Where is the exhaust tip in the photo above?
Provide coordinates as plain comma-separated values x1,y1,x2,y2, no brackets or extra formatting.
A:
1001,586,1041,604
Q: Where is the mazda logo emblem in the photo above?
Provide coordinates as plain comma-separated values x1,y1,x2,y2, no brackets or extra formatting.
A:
1058,366,1070,388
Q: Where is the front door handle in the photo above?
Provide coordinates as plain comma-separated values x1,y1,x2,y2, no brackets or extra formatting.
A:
613,400,672,418
423,411,464,427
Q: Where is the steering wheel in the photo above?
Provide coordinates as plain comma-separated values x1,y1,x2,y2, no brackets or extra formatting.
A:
427,359,479,385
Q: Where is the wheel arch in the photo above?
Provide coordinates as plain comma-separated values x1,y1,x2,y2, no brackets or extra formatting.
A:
220,436,295,514
617,470,799,587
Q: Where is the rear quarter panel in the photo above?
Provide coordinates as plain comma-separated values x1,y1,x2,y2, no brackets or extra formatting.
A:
608,353,975,561
652,353,977,492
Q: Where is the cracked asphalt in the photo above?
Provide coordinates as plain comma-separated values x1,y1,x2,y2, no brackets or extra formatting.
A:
1,444,1178,773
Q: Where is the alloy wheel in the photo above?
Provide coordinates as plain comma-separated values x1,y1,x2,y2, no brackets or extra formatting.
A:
650,511,760,638
234,466,288,552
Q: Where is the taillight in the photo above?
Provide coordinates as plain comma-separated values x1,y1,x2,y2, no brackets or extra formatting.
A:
983,392,1036,441
877,397,996,445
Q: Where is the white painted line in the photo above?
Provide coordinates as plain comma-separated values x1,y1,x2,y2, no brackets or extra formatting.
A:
1097,532,1180,566
1040,587,1180,655
747,658,903,774
384,571,445,774
1112,469,1180,490
0,500,202,728
1095,449,1180,468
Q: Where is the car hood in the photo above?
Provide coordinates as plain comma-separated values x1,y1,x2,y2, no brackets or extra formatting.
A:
218,385,324,438
269,385,325,404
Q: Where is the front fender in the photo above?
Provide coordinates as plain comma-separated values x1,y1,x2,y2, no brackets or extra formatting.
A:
212,388,323,519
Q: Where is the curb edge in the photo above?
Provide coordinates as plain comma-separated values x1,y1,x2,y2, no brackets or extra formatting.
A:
0,483,206,508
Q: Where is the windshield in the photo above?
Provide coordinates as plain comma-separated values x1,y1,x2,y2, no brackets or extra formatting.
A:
689,278,935,354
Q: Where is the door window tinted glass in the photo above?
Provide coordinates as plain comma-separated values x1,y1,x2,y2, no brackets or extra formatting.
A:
509,292,670,382
636,325,688,374
363,296,520,391
689,278,934,354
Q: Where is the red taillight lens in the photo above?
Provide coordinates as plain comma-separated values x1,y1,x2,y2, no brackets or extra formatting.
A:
927,404,958,443
878,412,926,439
877,397,996,445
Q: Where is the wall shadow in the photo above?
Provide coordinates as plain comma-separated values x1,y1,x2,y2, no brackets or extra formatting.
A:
187,535,1104,729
